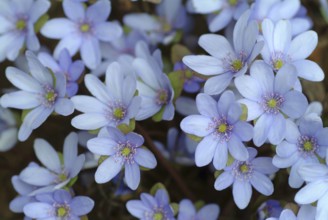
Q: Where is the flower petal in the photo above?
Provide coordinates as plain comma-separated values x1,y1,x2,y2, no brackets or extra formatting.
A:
182,55,224,75
180,115,213,137
41,18,76,39
195,135,218,167
134,148,157,169
250,171,274,196
34,138,60,172
125,163,140,190
95,157,122,183
288,31,318,60
232,181,252,209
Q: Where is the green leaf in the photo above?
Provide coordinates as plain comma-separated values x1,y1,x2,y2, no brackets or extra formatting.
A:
240,104,248,121
170,203,179,216
98,155,109,165
171,44,191,64
117,119,135,134
226,153,235,166
21,109,32,121
186,133,203,143
152,106,165,122
214,170,223,179
150,182,167,195
34,14,49,33
88,128,100,135
171,30,183,44
66,176,78,188
168,70,185,101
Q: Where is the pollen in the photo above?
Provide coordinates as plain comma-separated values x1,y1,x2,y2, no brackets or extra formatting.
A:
121,147,132,157
153,212,164,220
45,91,57,103
156,89,168,105
273,59,284,70
80,23,90,32
113,107,125,120
231,59,243,72
303,141,313,152
58,173,67,182
239,164,249,173
57,207,68,217
217,124,227,133
267,99,277,108
16,19,26,30
228,0,238,6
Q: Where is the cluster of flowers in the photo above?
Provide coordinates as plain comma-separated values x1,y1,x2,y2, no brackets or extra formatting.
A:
0,0,328,219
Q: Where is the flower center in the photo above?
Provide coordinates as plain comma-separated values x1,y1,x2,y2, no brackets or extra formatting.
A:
80,23,90,32
209,117,233,142
113,107,126,120
115,141,137,164
121,147,132,157
228,0,238,6
239,164,249,173
16,19,26,30
233,161,253,180
153,212,164,220
57,206,68,217
58,173,67,182
42,85,58,107
107,101,127,124
156,89,168,105
273,59,284,70
298,135,317,155
217,124,227,133
262,93,284,114
231,59,243,72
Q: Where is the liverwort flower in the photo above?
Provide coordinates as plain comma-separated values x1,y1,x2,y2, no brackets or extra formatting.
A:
87,126,157,190
126,189,175,220
23,189,94,220
183,11,263,95
38,48,85,97
71,62,141,131
235,61,308,146
180,90,253,170
214,147,278,209
261,19,324,81
40,0,122,69
249,0,312,36
187,0,249,32
273,117,328,188
0,107,18,151
133,41,175,121
257,200,283,220
19,132,85,195
266,205,316,220
177,199,220,220
295,159,328,219
0,51,74,141
0,0,50,61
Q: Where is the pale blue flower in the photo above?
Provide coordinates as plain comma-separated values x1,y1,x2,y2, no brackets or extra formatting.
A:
183,11,263,95
187,0,249,32
0,107,18,151
0,51,74,141
87,127,157,190
71,61,141,131
295,160,328,219
19,132,85,195
133,41,175,121
273,117,328,188
250,0,312,35
177,199,220,220
261,19,324,81
126,189,175,220
0,0,50,61
266,205,316,220
38,48,85,97
235,61,308,146
180,90,253,169
214,147,278,209
257,200,283,220
41,0,122,69
23,189,94,219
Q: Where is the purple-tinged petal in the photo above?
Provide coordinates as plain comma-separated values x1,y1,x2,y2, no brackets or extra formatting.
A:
72,95,107,113
68,61,84,81
274,64,297,95
25,51,53,85
285,119,300,143
281,90,308,119
235,75,262,102
227,103,242,124
197,204,220,220
95,21,122,42
38,52,61,72
238,99,263,121
63,132,78,168
289,161,304,188
198,34,234,59
196,93,218,117
5,67,42,92
125,163,140,190
316,128,328,146
71,113,108,130
232,181,252,209
95,157,122,183
214,171,234,190
208,8,233,32
233,121,253,142
182,55,224,76
268,114,286,145
54,33,82,58
10,196,33,213
19,167,57,186
69,154,85,178
276,141,297,158
299,116,323,137
228,134,249,161
253,114,273,147
250,172,274,196
134,148,157,169
204,73,233,95
81,37,101,69
125,133,144,147
195,135,218,167
87,137,117,156
54,190,72,203
217,90,235,116
272,153,299,168
261,19,274,52
133,58,161,89
298,164,328,182
29,0,51,22
11,176,34,195
273,20,291,52
84,74,110,103
34,138,60,172
250,61,274,93
295,181,328,204
1,91,40,109
289,31,318,60
213,141,228,170
23,105,53,130
178,199,195,219
70,196,95,216
252,157,278,175
63,0,85,22
41,18,76,39
293,60,324,82
180,115,213,137
86,0,110,23
124,13,160,31
316,193,328,220
23,203,53,218
126,200,149,218
55,98,74,116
